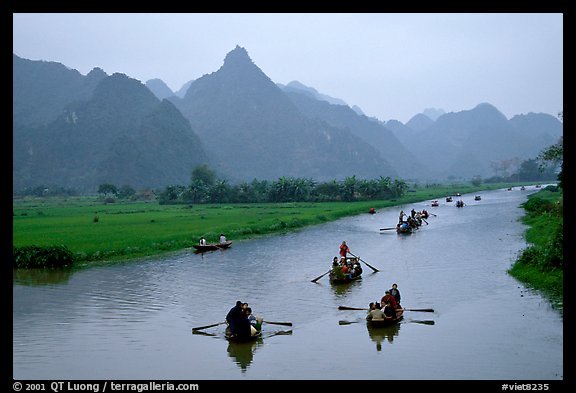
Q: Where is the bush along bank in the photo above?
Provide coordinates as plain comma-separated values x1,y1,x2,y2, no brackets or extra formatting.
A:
13,245,75,269
508,185,563,313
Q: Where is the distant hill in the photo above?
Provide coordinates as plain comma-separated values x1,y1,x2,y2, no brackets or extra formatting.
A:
175,80,195,98
13,54,107,128
14,70,207,192
170,46,396,182
145,78,174,100
278,80,349,106
392,103,563,179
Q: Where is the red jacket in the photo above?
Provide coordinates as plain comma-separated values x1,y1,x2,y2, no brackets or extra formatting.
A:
339,243,350,257
380,294,398,310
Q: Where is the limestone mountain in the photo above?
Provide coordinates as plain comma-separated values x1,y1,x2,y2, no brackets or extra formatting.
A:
145,78,175,100
14,72,207,192
170,46,396,182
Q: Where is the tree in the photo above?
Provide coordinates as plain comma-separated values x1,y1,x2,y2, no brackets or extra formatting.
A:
98,183,118,197
191,164,216,187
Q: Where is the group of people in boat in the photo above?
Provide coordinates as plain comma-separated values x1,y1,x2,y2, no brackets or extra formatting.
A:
331,241,363,279
199,233,228,246
366,283,403,321
397,208,428,231
225,300,263,339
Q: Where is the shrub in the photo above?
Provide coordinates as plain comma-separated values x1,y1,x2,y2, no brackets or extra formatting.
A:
13,245,75,268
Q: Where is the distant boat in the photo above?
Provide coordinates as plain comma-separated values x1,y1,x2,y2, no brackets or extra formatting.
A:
193,241,233,252
446,196,453,202
474,195,481,201
431,200,439,207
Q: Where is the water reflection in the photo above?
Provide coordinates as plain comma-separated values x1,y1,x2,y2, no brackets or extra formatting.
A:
366,322,401,351
226,338,264,372
13,268,74,286
330,277,364,297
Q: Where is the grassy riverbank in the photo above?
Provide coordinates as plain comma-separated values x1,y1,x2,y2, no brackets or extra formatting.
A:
13,182,523,265
507,186,563,313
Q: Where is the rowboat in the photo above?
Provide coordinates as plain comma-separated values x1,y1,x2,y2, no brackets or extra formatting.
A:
431,200,439,207
193,240,233,252
445,196,453,202
397,223,414,234
366,308,404,327
329,270,362,284
456,200,464,208
474,195,481,201
225,326,262,342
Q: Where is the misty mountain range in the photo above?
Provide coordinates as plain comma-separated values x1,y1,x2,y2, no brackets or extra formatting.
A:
13,46,562,193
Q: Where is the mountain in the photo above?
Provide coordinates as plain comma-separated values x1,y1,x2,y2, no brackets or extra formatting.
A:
283,89,432,180
405,113,434,132
399,103,563,179
422,108,445,121
170,46,396,182
14,72,207,192
13,54,107,128
278,80,349,106
145,78,174,100
175,80,195,98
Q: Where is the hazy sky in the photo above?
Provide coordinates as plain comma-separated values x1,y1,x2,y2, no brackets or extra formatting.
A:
13,13,563,123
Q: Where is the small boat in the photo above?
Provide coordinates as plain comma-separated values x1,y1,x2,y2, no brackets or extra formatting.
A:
446,196,453,202
193,240,233,252
456,200,465,208
431,200,439,207
474,195,481,201
368,207,376,214
329,270,362,284
396,223,414,234
225,326,262,342
520,186,526,190
366,308,404,327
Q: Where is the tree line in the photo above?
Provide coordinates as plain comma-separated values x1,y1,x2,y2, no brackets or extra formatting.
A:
156,164,408,205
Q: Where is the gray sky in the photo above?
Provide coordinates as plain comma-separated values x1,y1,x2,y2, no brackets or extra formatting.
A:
13,13,563,123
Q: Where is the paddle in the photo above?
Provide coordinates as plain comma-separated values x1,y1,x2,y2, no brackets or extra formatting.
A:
263,320,292,326
192,321,227,331
338,306,435,313
348,252,379,273
428,212,437,217
311,270,331,283
380,227,397,231
421,218,429,225
339,319,434,326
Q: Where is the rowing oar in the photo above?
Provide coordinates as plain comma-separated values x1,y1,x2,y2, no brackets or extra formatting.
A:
338,306,435,313
421,218,429,225
192,321,227,331
311,270,331,283
348,252,379,273
380,227,396,231
428,212,437,217
263,320,292,326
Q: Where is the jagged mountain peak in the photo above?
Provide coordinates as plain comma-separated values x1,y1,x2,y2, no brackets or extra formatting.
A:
221,45,257,70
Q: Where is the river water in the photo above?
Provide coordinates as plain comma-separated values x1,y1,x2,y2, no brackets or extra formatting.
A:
12,186,563,380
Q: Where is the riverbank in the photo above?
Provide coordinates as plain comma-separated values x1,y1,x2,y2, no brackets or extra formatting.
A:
13,182,526,266
507,186,563,313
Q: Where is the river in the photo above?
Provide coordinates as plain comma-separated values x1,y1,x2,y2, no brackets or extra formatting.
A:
12,185,563,380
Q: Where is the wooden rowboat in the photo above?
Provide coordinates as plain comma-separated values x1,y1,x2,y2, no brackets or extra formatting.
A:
225,326,262,342
366,308,404,327
193,240,233,252
329,271,362,284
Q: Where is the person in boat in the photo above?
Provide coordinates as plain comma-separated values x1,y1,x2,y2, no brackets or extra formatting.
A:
232,308,253,339
339,241,351,260
226,300,244,335
388,283,401,308
245,307,263,336
380,290,398,311
199,236,207,246
399,210,405,224
219,233,227,243
382,299,396,319
410,208,417,219
367,302,385,320
421,209,429,219
351,258,362,276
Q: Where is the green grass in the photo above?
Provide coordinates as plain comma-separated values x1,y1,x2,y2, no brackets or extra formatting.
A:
507,188,563,313
12,182,524,265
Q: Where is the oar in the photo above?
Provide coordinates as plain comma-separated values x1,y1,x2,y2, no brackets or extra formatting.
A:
379,227,396,231
311,270,331,283
400,308,435,313
348,252,379,273
263,320,292,326
421,218,429,225
338,306,368,311
339,319,361,325
428,212,437,217
192,321,227,331
409,320,435,325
